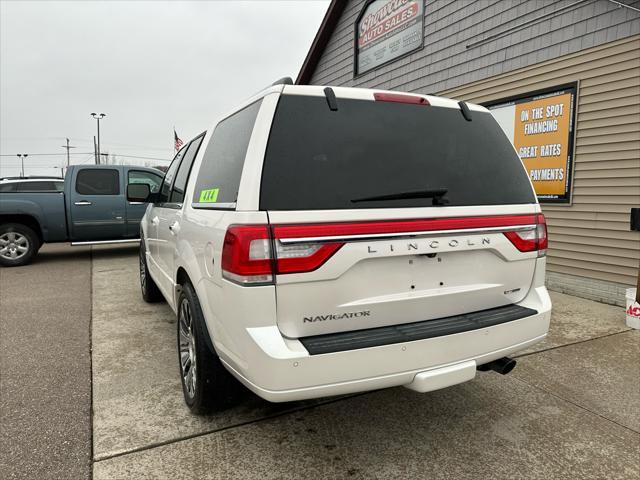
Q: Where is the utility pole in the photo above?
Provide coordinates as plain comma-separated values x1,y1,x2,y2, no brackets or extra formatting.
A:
93,136,98,165
61,138,75,171
91,113,106,164
16,154,28,177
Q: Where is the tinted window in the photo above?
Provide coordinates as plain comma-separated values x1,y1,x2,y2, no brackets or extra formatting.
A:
0,183,17,192
17,181,60,192
192,100,261,205
157,150,184,203
128,170,163,193
171,134,205,203
76,169,119,195
260,96,536,210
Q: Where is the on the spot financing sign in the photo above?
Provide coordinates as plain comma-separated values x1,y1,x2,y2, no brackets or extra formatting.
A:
356,0,424,75
488,86,577,203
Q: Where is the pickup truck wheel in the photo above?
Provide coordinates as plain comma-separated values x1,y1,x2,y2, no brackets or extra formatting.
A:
0,223,39,267
177,281,242,414
139,240,162,303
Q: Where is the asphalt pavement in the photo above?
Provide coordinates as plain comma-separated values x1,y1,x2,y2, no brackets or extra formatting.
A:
0,244,92,480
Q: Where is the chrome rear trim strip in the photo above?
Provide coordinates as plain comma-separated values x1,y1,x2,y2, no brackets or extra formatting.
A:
277,225,536,244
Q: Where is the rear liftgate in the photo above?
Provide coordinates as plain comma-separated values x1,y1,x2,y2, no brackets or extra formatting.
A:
221,213,547,344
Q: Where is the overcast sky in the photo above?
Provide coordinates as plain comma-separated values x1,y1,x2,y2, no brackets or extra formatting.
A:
0,0,329,177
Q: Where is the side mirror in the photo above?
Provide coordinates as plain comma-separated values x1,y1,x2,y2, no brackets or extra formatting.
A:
127,183,151,203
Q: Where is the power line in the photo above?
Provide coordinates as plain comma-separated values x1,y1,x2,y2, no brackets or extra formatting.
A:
113,154,170,162
0,152,170,161
0,152,94,156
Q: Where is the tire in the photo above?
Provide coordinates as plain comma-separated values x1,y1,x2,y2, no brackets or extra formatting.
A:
177,281,242,414
139,239,163,303
0,223,40,267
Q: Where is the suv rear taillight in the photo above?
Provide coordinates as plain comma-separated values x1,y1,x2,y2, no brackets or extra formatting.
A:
223,214,547,285
272,225,344,274
503,213,547,256
221,224,344,285
222,225,273,285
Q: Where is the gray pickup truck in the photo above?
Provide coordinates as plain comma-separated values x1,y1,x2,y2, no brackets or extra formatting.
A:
0,165,163,267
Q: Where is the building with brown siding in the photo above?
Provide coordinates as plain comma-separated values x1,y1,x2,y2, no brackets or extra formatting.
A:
297,0,640,306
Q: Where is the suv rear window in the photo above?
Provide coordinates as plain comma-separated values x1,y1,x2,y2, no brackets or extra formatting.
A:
260,95,535,210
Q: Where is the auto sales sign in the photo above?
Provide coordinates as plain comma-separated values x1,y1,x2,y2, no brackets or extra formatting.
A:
356,0,424,75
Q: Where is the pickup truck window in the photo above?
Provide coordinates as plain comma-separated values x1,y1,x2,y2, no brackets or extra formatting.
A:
157,149,184,204
171,133,205,204
192,99,262,206
1,181,63,192
128,170,162,193
76,169,120,195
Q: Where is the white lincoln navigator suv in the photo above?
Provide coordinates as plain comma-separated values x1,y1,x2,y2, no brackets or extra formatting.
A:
130,79,551,414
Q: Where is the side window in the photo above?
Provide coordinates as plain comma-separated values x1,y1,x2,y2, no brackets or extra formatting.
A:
54,181,64,192
157,149,184,203
0,183,17,192
170,134,205,204
76,169,119,195
128,170,163,194
192,99,262,205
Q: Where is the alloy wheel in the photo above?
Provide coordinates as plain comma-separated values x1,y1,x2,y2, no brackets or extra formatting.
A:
0,232,29,260
139,251,147,292
178,299,197,398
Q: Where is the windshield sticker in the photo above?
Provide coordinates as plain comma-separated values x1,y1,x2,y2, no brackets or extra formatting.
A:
199,188,219,203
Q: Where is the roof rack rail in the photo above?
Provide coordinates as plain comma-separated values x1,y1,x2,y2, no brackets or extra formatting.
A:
271,77,293,86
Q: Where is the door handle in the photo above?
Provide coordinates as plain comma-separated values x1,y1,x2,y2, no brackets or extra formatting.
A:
74,200,92,206
151,216,159,226
169,221,181,235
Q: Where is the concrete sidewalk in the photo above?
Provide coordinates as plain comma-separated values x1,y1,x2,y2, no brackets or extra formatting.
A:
90,246,639,479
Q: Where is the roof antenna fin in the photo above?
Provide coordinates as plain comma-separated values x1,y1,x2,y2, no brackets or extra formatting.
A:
324,87,338,111
458,101,472,121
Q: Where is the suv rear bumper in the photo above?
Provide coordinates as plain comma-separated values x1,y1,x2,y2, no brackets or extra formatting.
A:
219,284,551,403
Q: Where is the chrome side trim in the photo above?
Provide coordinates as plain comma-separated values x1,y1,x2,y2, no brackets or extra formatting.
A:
71,239,141,246
277,225,536,244
191,202,236,210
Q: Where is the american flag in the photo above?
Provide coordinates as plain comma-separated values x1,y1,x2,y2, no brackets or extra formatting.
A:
174,129,184,151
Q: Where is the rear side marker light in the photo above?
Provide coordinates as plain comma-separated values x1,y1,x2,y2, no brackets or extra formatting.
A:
373,92,429,106
503,214,547,257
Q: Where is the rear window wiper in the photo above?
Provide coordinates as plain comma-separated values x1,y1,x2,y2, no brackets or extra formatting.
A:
351,188,449,205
